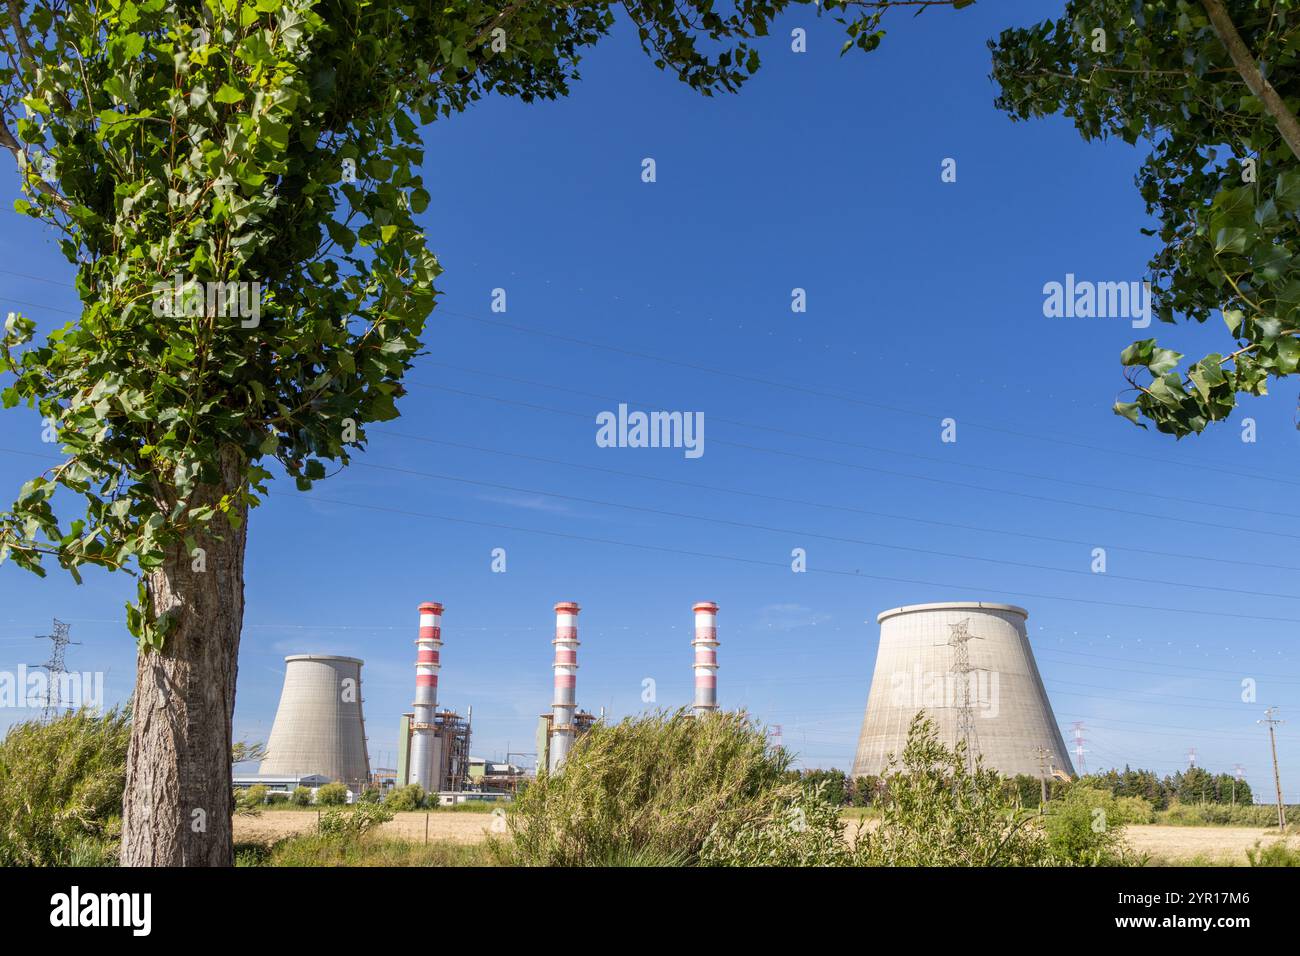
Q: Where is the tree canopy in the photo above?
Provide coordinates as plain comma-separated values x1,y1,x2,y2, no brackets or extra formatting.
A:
991,0,1300,438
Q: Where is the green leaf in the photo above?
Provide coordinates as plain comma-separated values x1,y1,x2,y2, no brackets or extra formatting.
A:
214,84,244,105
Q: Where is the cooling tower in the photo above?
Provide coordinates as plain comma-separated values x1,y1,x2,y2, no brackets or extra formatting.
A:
851,603,1073,780
260,654,371,790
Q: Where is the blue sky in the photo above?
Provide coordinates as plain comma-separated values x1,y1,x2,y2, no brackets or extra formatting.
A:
1,2,1297,798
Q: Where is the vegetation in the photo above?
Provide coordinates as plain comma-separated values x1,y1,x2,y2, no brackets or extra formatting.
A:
0,0,969,868
991,1,1300,438
291,786,312,807
1156,802,1292,827
1042,784,1143,866
241,836,495,868
504,709,801,867
1246,840,1300,867
0,709,130,865
315,783,348,806
385,784,426,812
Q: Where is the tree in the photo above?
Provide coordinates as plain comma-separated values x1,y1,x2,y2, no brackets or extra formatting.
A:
0,0,968,866
990,1,1300,438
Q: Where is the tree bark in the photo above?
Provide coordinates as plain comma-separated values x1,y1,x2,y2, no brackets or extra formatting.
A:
120,448,248,866
1201,0,1300,162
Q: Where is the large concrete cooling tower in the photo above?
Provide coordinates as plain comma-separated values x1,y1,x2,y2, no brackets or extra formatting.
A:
260,654,371,790
851,603,1073,780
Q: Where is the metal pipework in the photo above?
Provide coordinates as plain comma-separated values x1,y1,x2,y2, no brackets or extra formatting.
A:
692,602,720,715
548,601,581,773
409,601,443,789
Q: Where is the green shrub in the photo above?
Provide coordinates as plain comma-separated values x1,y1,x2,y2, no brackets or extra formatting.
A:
241,784,268,807
1044,784,1140,866
1246,840,1300,867
291,786,313,806
1113,795,1156,825
358,787,381,804
504,709,798,867
386,784,426,812
316,782,348,806
0,709,130,866
852,714,1052,867
316,802,393,842
701,782,850,866
266,792,289,805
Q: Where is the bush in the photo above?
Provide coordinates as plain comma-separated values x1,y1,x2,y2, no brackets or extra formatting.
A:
316,783,348,806
1044,784,1140,866
241,784,268,807
266,792,289,805
316,802,393,842
1113,795,1156,825
701,782,850,866
386,784,426,812
0,709,130,866
1246,840,1300,867
358,787,381,804
504,709,798,867
291,786,313,806
853,714,1052,867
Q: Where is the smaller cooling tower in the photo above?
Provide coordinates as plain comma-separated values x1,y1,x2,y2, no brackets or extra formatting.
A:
852,603,1072,780
260,654,371,790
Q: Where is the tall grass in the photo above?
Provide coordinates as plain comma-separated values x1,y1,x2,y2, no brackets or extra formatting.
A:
0,708,130,866
504,709,797,866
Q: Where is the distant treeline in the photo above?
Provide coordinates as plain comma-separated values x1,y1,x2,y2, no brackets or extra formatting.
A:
799,764,1265,811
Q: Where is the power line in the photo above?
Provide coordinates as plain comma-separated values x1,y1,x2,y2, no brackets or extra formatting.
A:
430,306,1300,489
4,274,1296,489
267,488,1300,623
411,360,1293,520
371,430,1300,573
356,458,1300,602
408,381,1300,541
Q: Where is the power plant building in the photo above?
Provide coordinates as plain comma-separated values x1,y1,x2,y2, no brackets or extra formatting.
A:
259,654,371,791
851,602,1073,780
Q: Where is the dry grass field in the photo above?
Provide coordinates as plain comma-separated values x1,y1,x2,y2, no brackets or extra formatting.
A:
236,810,1297,865
1122,824,1299,865
235,809,502,846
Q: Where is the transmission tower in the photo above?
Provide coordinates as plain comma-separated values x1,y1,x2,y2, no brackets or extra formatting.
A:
944,618,983,774
32,618,77,722
1186,746,1198,770
767,724,784,752
1231,763,1246,807
1070,721,1088,775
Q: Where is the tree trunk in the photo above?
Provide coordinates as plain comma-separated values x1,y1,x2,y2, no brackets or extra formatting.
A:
120,448,248,866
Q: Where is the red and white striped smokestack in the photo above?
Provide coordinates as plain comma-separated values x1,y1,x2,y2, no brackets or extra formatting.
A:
409,601,443,789
692,602,720,715
548,601,581,773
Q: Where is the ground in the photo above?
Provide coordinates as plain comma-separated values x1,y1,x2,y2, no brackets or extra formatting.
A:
234,811,1298,865
1122,824,1298,865
235,809,501,846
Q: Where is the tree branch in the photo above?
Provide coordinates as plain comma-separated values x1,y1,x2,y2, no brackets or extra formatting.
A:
1201,0,1300,162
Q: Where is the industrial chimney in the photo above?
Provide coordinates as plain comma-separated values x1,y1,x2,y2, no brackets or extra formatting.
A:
548,601,581,773
408,601,443,790
260,655,371,791
692,602,720,715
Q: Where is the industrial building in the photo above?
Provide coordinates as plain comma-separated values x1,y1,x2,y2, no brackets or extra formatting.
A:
258,654,372,791
851,602,1074,780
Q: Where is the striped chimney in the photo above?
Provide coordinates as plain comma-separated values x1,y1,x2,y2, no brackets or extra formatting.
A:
408,601,443,789
548,602,581,773
692,602,720,715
